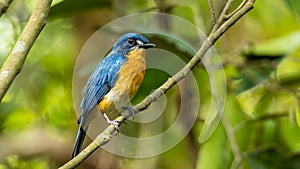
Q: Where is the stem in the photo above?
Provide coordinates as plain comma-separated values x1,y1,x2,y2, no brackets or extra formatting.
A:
0,0,53,101
222,117,243,169
208,0,216,25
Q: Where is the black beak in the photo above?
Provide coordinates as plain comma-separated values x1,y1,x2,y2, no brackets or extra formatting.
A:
139,43,156,49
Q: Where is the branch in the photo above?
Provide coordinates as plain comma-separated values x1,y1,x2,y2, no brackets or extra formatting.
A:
0,0,12,17
222,117,243,169
225,0,248,19
226,112,288,168
208,0,216,25
0,0,53,101
234,112,288,132
59,0,256,168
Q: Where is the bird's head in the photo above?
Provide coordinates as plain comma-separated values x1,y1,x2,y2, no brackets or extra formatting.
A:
112,33,155,55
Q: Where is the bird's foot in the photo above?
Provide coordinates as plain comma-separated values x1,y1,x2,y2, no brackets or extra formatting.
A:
107,119,120,132
121,106,138,120
103,113,120,134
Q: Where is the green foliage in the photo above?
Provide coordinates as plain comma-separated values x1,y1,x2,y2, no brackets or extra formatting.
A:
1,155,50,169
0,0,33,62
0,0,300,168
196,126,231,169
283,0,300,20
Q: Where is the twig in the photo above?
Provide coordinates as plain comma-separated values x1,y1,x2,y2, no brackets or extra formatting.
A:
59,0,256,168
208,0,217,25
0,0,13,17
223,0,234,15
0,0,53,101
225,0,248,19
212,0,234,33
222,117,243,169
234,112,288,132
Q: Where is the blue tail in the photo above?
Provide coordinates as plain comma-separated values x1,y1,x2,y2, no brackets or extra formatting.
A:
72,122,88,158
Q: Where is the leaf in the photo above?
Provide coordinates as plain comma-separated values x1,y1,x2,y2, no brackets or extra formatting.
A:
296,107,300,127
4,109,35,131
237,82,298,118
196,125,231,169
283,0,300,19
278,118,300,153
245,148,286,169
236,35,300,117
2,155,50,169
234,31,300,94
243,30,300,57
277,47,300,88
235,65,276,94
236,83,267,116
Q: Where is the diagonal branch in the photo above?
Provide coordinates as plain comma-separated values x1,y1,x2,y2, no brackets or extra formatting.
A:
59,0,256,168
0,0,53,101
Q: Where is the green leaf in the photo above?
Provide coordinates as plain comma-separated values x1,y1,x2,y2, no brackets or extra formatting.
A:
196,125,231,169
2,155,50,169
245,148,286,169
296,107,300,127
283,0,300,19
279,118,300,151
277,47,300,88
234,31,300,94
236,83,266,116
243,31,300,57
4,109,35,131
237,83,298,118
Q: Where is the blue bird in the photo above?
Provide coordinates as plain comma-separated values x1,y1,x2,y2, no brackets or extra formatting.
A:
72,33,155,158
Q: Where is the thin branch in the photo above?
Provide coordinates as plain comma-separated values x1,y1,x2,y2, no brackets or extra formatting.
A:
222,117,243,169
225,0,248,19
59,0,256,168
234,112,288,132
223,0,234,15
208,0,217,25
211,0,255,39
0,0,13,17
212,0,234,32
0,0,53,101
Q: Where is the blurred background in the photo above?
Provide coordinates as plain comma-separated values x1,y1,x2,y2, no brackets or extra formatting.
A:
0,0,300,168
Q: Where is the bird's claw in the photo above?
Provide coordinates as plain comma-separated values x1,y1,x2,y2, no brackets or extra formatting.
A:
121,106,138,119
103,113,120,135
107,119,120,135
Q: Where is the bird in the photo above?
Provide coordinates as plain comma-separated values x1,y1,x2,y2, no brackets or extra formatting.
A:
72,33,155,158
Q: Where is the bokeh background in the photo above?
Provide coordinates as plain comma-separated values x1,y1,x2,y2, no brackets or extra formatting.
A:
0,0,300,169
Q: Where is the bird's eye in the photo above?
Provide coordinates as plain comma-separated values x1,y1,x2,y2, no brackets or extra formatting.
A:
127,38,135,45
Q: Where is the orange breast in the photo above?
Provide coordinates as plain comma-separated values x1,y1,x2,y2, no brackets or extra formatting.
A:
98,49,146,114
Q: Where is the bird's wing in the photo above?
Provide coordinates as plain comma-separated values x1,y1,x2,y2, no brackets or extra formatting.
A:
72,53,127,158
79,53,127,125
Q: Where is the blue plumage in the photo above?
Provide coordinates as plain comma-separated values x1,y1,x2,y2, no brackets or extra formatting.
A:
113,33,151,55
72,33,155,158
80,54,127,117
